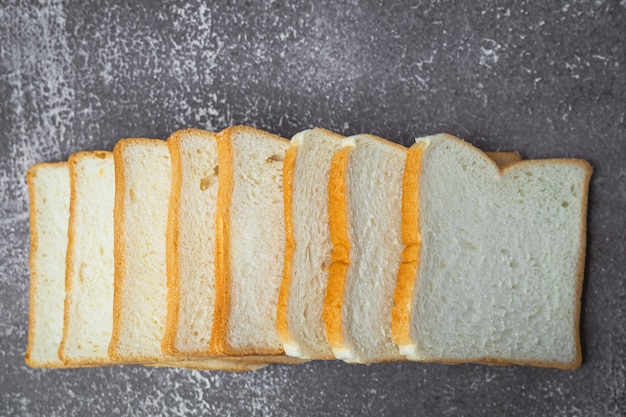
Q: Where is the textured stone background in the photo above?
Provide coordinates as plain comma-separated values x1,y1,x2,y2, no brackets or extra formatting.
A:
1,0,625,416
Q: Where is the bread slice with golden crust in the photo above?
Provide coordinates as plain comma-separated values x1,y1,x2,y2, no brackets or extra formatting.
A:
277,128,343,360
109,138,265,371
59,151,116,366
324,135,524,364
209,126,303,363
392,134,591,369
162,128,268,368
163,129,220,357
25,162,71,368
324,134,408,363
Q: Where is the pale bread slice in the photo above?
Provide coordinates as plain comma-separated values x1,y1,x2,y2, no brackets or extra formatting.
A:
109,138,265,371
25,162,71,368
277,128,344,360
209,126,304,363
161,128,268,368
324,135,524,364
59,151,116,366
324,134,408,363
392,134,591,369
163,129,221,356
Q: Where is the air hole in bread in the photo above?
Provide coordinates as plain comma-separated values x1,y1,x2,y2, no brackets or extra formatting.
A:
199,176,215,191
509,260,520,269
266,154,284,163
130,188,137,203
99,169,105,176
562,201,569,208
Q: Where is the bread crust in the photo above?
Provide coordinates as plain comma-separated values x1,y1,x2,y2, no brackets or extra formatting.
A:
397,133,591,369
275,143,299,350
392,142,426,349
323,145,353,353
210,126,301,361
58,151,115,367
25,162,72,368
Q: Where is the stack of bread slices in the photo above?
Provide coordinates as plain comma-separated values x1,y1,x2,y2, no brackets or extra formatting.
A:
25,126,591,371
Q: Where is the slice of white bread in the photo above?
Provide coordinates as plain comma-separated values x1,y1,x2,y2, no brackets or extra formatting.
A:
324,135,408,363
324,136,524,364
277,128,344,360
162,129,222,356
109,138,264,371
210,126,303,362
109,139,169,363
59,151,116,366
392,134,591,369
25,162,71,368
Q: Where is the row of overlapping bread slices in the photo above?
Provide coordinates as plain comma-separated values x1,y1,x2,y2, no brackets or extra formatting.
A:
25,126,591,371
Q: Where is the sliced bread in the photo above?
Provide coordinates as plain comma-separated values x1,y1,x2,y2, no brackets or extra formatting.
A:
59,151,116,366
277,128,344,360
392,134,591,369
109,139,170,363
25,162,71,368
209,126,302,361
324,135,524,364
324,134,408,363
162,129,221,356
109,138,262,371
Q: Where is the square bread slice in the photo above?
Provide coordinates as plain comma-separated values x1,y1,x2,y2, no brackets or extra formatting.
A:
324,134,408,363
392,134,591,369
59,151,116,366
277,128,344,360
324,136,524,364
109,138,264,371
25,162,71,368
209,126,303,362
162,129,222,356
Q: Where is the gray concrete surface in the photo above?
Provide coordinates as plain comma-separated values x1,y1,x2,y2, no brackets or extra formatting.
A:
1,0,624,415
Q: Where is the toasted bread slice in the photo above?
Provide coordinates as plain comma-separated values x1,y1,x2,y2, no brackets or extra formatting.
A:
277,128,344,360
209,126,303,363
25,162,71,368
392,134,591,369
59,151,116,366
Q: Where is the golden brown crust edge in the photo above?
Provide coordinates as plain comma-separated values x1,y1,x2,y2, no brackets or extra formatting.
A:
323,146,353,352
162,133,184,356
396,133,591,369
276,145,298,349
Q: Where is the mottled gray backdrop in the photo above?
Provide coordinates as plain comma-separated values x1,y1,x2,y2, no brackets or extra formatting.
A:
1,0,625,416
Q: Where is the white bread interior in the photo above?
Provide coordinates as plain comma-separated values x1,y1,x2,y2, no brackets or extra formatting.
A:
402,134,591,369
212,126,291,356
336,135,407,363
25,163,71,368
279,128,343,359
59,152,115,365
164,129,220,355
110,139,178,362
